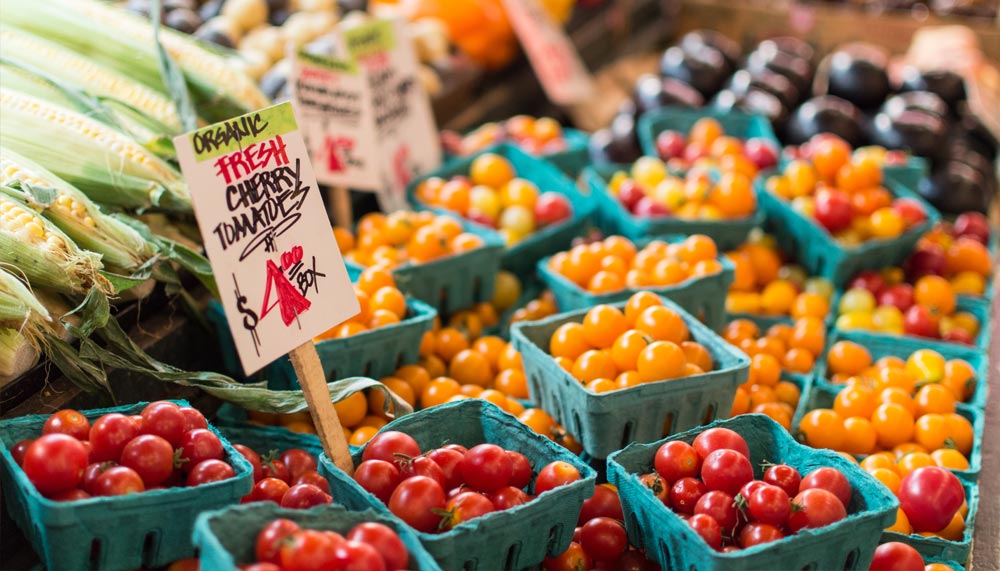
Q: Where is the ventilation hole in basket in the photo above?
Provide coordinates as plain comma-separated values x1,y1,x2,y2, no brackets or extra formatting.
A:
571,410,583,439
472,275,482,299
702,403,716,424
462,560,477,571
845,548,860,570
801,563,818,571
141,531,159,567
439,287,449,312
658,538,670,564
395,353,405,370
690,564,698,571
362,361,373,378
504,542,522,568
547,524,563,552
662,413,675,437
620,421,635,449
88,538,102,571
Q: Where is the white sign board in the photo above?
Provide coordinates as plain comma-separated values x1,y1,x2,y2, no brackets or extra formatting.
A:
290,49,381,190
339,18,442,211
501,0,595,106
173,102,360,375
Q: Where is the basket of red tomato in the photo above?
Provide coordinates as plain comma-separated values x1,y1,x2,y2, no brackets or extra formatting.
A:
193,502,441,571
0,401,253,571
317,399,597,570
607,414,898,571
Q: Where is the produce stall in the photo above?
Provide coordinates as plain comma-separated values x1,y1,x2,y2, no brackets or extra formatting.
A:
1,0,998,570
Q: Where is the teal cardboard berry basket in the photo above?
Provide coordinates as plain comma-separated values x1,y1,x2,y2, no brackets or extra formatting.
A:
511,295,750,459
537,236,735,332
317,399,596,571
757,168,942,288
608,414,899,571
193,503,441,571
636,106,781,158
408,143,596,278
583,163,766,251
0,401,253,571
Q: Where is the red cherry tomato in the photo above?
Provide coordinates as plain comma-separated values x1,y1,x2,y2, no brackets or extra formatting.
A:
579,484,624,524
354,459,403,503
387,476,446,532
332,540,386,571
580,517,628,562
280,529,338,571
185,459,235,486
694,490,742,534
687,514,722,550
399,456,447,488
700,449,753,496
11,439,33,466
763,464,801,498
738,480,767,502
670,477,706,515
655,440,701,484
88,413,139,463
491,486,531,510
93,466,145,496
460,444,513,493
49,488,92,502
748,484,791,527
22,434,88,495
898,466,964,533
82,462,114,495
426,448,465,489
178,407,208,432
262,458,290,484
280,483,332,509
140,402,186,447
256,519,301,564
177,429,224,472
738,522,785,548
787,488,847,532
249,478,291,504
441,443,468,455
534,461,582,495
441,491,496,530
280,449,318,481
800,467,852,508
292,470,330,494
362,431,421,465
507,450,533,489
693,428,750,459
120,434,175,487
233,444,264,482
347,522,409,571
869,541,925,571
43,409,90,440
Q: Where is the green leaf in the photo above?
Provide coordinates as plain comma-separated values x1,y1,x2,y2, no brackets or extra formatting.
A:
43,332,114,399
149,0,197,132
63,287,111,338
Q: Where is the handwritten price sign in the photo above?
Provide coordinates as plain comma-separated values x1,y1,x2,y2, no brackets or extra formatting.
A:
291,50,380,191
501,0,595,106
340,18,441,211
174,102,359,375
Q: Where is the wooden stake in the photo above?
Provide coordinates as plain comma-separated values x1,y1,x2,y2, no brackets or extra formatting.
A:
328,186,353,228
288,342,355,474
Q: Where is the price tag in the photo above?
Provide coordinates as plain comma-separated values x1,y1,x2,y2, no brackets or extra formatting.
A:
340,18,442,211
290,49,381,191
173,102,360,376
501,0,595,106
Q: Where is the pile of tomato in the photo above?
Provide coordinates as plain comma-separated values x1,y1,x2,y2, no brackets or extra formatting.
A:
12,402,236,500
249,518,413,571
232,445,332,510
442,116,573,157
352,430,582,533
335,211,486,268
635,428,854,551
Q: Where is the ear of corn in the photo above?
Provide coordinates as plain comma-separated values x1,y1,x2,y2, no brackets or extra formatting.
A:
2,0,271,122
0,26,183,132
0,58,178,159
0,190,108,295
0,327,40,379
0,266,51,328
0,147,157,272
0,88,191,211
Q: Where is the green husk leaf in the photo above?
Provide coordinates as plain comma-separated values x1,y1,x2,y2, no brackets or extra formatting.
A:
149,0,197,132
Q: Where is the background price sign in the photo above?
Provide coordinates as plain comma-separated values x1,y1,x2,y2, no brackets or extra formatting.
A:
502,0,596,106
340,18,442,211
290,49,380,191
173,102,359,376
